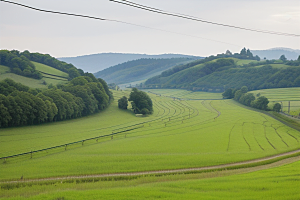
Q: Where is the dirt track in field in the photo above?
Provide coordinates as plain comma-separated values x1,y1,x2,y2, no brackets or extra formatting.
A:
2,148,300,184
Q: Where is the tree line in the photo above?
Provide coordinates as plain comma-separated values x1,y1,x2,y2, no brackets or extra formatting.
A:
0,76,113,128
0,50,85,80
222,86,281,112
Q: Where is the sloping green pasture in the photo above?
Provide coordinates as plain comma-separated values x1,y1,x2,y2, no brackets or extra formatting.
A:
32,62,68,78
0,62,68,88
146,89,222,99
0,65,9,74
0,73,47,88
252,87,300,115
32,61,69,85
0,90,299,180
254,64,290,69
252,87,300,101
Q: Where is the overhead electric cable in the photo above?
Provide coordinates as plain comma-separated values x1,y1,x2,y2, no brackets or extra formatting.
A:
0,0,241,47
110,0,300,37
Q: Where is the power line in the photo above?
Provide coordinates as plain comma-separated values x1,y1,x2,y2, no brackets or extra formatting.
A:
0,0,241,47
110,0,300,37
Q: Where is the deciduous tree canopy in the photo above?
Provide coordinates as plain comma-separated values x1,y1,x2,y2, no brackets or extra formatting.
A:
0,75,112,128
128,88,153,115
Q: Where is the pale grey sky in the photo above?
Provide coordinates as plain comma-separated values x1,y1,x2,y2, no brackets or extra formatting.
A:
0,0,299,57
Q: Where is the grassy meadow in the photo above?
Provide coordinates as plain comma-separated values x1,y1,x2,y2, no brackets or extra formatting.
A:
0,73,48,88
251,87,300,115
146,89,222,99
0,62,68,88
0,90,299,181
0,65,10,74
32,62,68,78
1,158,299,199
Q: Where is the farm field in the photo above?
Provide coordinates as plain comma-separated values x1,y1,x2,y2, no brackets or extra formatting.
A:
1,157,299,199
251,87,300,115
252,87,300,101
32,61,68,78
233,58,260,65
1,90,300,181
0,73,47,88
146,89,222,99
254,64,290,69
0,65,10,74
0,62,69,88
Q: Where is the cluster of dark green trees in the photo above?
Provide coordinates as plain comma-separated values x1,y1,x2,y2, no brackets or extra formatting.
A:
0,76,113,128
118,88,153,115
222,86,281,112
0,50,85,80
229,48,261,61
0,50,42,79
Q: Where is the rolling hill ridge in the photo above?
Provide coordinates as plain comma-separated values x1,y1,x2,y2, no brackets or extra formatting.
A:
94,57,197,84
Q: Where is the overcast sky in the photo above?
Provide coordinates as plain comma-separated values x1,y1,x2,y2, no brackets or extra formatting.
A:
0,0,299,57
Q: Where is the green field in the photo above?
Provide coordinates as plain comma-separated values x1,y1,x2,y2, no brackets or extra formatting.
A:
233,58,260,66
0,62,69,88
1,90,299,181
252,87,300,101
146,89,222,99
0,65,10,74
251,87,300,115
1,158,299,199
0,73,47,88
254,64,290,69
32,61,68,78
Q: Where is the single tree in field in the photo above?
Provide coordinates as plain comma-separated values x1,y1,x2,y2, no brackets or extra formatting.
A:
118,96,128,109
128,88,153,114
273,103,281,112
279,55,287,62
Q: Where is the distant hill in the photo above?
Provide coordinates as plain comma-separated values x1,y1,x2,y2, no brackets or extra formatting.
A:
145,52,300,92
252,48,300,60
94,57,197,84
58,53,201,73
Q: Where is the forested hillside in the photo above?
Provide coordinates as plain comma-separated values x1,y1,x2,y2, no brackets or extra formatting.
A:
0,76,113,128
94,57,196,84
0,50,113,128
145,49,300,92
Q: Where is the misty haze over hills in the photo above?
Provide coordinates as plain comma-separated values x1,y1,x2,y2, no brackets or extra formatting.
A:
251,48,300,60
58,53,201,73
58,48,300,73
